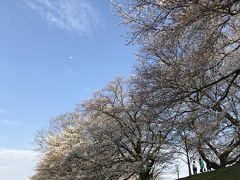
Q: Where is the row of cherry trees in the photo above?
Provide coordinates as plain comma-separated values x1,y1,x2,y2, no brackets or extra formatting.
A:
32,1,240,179
32,79,175,179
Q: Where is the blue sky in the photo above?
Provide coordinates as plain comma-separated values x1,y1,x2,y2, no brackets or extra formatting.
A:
0,0,136,150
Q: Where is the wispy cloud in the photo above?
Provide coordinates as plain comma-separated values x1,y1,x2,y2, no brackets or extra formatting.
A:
24,0,101,35
0,109,11,114
0,149,36,180
0,119,22,126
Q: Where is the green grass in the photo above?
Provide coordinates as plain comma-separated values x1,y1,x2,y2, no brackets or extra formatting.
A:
180,163,240,180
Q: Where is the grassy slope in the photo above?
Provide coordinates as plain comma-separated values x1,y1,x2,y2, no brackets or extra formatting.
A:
180,163,240,180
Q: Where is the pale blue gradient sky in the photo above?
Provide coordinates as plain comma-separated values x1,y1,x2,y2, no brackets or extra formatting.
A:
0,0,136,150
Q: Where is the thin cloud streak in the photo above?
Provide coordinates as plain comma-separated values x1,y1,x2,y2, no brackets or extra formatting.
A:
25,0,101,36
0,109,11,114
0,119,22,126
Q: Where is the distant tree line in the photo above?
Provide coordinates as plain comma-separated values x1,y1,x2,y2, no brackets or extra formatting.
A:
32,1,240,179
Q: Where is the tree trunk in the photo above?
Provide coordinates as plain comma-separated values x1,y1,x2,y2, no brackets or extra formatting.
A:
184,139,192,176
186,150,192,176
139,172,153,180
139,160,154,180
